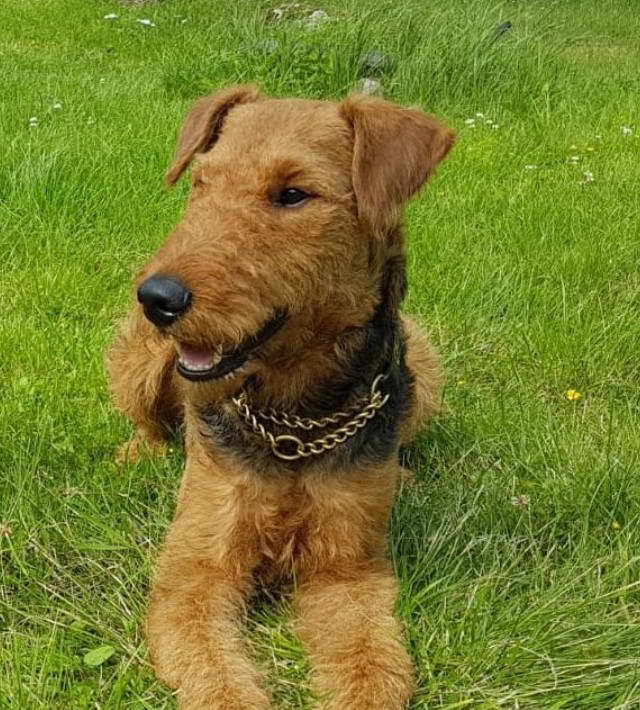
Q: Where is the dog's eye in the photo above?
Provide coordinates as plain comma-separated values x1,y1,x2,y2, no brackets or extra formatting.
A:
277,187,310,207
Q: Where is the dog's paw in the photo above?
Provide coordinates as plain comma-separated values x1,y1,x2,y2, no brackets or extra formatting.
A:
313,648,414,710
115,432,167,464
176,682,271,710
320,682,412,710
399,465,416,486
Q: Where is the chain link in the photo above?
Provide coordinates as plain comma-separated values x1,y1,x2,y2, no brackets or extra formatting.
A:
232,374,390,461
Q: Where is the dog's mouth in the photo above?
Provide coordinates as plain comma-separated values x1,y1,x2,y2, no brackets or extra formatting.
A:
176,310,288,382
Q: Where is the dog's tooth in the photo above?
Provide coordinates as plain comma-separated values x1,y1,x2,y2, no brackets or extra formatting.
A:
211,352,223,366
180,359,213,372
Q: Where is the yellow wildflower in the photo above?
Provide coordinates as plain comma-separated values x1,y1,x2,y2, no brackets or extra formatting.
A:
565,389,582,401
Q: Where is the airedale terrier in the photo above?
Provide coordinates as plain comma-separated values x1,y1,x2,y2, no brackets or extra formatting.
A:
107,85,454,709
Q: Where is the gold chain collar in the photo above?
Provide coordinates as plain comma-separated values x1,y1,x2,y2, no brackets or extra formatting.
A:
232,373,390,461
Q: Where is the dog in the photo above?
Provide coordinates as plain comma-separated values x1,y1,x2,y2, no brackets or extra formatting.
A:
107,85,454,709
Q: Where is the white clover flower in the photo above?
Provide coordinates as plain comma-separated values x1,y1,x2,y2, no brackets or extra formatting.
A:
524,164,537,170
568,155,580,163
52,102,62,110
475,112,484,118
485,119,493,125
104,13,118,20
621,126,633,136
464,118,475,125
29,116,38,123
138,18,155,26
492,124,499,130
569,144,577,150
583,170,594,182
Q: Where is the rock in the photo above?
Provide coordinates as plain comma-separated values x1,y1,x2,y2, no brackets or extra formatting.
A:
267,7,285,22
305,9,330,28
358,50,394,76
353,77,383,96
254,39,280,55
266,3,304,23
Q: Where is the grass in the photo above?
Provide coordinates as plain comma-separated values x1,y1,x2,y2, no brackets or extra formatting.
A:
1,0,639,707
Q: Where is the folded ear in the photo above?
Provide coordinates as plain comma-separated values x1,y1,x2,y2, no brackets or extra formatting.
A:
165,85,262,186
340,95,455,234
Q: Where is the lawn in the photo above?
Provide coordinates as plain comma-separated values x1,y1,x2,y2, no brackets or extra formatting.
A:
1,0,639,707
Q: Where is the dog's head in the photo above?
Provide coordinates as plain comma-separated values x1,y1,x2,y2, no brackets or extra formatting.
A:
136,85,453,387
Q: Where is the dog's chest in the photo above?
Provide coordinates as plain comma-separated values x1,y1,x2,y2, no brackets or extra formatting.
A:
252,486,317,581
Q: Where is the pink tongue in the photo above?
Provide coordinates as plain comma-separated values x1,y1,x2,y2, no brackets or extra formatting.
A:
178,343,214,368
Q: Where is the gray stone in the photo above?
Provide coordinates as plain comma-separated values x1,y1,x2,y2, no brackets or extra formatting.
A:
266,4,304,23
305,9,330,28
254,39,280,55
353,77,383,96
359,50,394,76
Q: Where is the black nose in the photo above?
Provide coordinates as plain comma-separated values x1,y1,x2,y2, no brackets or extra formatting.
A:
137,276,192,327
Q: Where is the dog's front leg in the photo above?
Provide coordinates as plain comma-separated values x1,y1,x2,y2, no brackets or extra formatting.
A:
296,559,414,710
106,308,182,462
147,470,270,710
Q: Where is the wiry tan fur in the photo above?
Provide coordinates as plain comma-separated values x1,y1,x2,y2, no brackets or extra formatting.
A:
107,85,454,709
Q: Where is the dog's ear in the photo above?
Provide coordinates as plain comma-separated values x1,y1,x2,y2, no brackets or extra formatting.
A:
165,85,262,186
340,95,455,234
